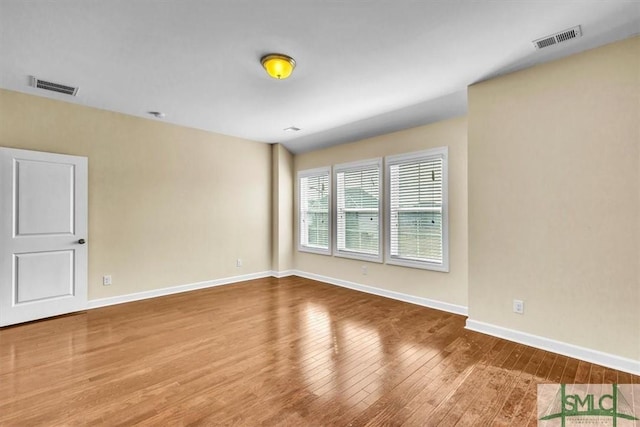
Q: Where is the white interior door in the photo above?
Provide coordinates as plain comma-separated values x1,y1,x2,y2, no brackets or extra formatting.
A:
0,147,88,327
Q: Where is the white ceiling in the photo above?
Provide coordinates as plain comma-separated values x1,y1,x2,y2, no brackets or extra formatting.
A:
1,1,638,154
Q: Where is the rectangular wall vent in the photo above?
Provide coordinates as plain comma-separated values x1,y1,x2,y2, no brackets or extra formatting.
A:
30,76,79,96
533,25,582,50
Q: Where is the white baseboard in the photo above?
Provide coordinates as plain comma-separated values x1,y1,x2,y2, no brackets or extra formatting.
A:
88,271,274,310
465,319,640,376
292,270,468,316
271,270,295,278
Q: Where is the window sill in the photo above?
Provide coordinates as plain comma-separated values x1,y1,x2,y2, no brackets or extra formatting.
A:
385,257,449,272
334,250,383,263
298,246,332,256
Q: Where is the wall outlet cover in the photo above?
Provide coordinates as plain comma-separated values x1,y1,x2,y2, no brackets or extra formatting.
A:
513,299,524,314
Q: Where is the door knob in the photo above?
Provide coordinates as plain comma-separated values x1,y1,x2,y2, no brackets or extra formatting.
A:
78,239,86,244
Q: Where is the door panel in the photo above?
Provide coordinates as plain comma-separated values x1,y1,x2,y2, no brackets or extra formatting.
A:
15,251,74,303
0,147,87,327
16,160,75,236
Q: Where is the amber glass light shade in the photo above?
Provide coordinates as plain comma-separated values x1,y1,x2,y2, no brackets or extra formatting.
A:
261,54,296,79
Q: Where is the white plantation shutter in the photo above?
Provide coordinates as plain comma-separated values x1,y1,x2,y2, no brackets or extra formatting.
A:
299,168,331,254
335,159,381,260
386,147,449,271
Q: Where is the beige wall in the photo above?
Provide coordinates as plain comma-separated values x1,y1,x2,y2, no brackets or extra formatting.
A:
294,117,468,307
0,89,272,300
468,37,640,360
271,143,294,272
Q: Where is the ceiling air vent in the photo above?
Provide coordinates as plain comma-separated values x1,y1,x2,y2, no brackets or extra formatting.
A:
533,25,582,50
30,76,79,96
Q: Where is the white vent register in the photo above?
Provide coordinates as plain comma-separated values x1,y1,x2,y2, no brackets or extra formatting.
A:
30,76,79,96
533,25,582,49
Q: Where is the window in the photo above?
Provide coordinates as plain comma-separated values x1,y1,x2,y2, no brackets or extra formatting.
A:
385,147,448,271
335,159,382,261
298,167,331,254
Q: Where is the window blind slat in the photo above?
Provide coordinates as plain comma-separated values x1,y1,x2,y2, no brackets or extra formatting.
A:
389,156,444,264
300,172,330,251
336,164,380,257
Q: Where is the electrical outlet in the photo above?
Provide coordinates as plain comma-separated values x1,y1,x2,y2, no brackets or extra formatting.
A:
361,265,368,275
513,299,524,314
103,275,112,286
236,258,242,268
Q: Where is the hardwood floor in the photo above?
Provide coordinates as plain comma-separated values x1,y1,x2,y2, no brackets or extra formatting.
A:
0,276,638,426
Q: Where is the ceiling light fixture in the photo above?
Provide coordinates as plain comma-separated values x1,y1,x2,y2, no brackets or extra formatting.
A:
261,54,296,79
148,111,165,119
284,126,301,132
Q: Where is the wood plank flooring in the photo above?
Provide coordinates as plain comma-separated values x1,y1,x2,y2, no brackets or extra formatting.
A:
0,276,638,426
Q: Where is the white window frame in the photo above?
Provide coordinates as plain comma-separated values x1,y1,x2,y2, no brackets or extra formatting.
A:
384,147,449,272
333,158,383,263
298,166,332,255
